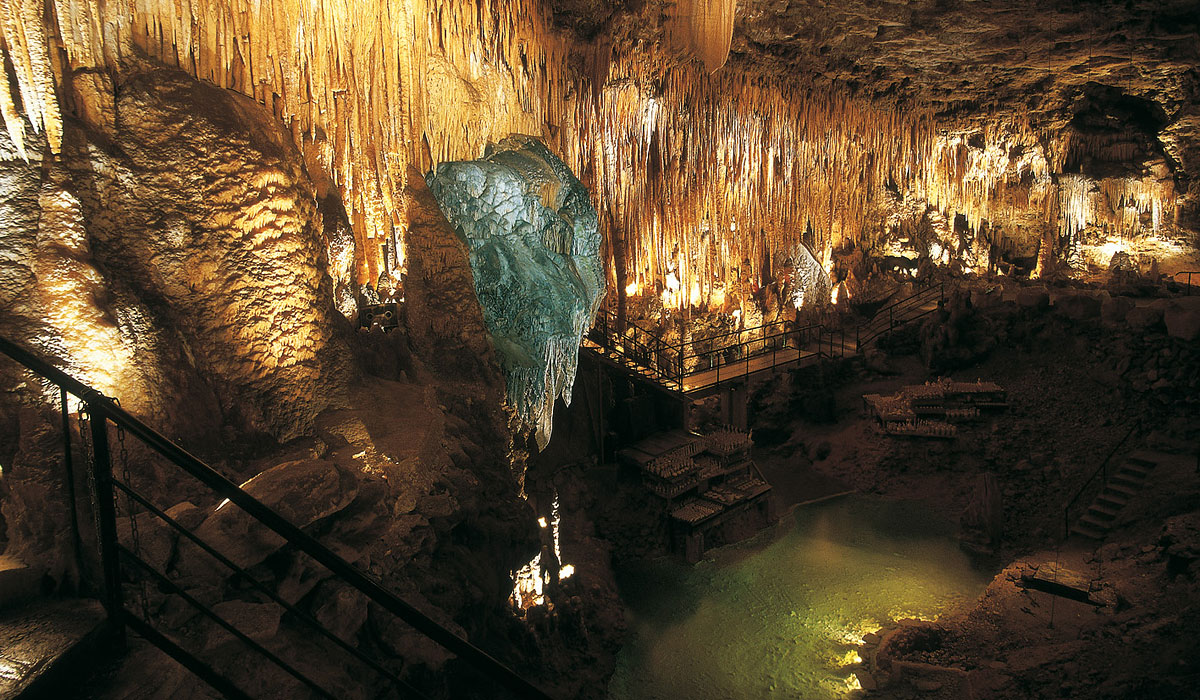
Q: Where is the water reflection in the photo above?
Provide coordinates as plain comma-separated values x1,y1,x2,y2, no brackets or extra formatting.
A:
609,496,992,699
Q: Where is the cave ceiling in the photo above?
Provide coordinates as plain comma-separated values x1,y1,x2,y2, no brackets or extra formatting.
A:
552,0,1200,129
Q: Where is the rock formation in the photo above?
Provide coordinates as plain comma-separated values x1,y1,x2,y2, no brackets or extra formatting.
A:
427,135,605,449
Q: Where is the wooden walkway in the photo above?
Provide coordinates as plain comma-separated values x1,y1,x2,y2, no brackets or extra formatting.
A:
679,347,815,393
582,338,821,397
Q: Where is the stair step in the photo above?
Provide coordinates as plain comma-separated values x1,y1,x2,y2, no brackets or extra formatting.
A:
0,599,111,698
1096,492,1129,508
1118,453,1156,470
1070,522,1106,540
1118,462,1152,478
1128,449,1175,464
1109,473,1144,489
0,556,43,610
1078,514,1113,531
1087,504,1120,520
1104,481,1140,497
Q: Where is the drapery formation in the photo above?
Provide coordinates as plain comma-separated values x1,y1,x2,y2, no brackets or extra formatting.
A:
666,0,738,74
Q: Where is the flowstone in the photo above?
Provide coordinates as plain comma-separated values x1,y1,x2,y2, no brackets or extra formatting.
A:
427,135,604,449
786,243,831,310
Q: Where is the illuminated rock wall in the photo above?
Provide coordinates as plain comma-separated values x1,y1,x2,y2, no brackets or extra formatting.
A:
0,0,942,307
427,135,604,448
0,67,356,584
0,0,1190,366
0,67,353,439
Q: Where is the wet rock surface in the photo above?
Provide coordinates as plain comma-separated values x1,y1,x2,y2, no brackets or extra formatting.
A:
767,279,1200,700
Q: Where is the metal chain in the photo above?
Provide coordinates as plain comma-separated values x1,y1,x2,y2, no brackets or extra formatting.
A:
113,399,152,623
77,407,104,594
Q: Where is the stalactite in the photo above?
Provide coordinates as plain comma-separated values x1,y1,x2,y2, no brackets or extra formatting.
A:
666,0,738,74
3,0,1181,314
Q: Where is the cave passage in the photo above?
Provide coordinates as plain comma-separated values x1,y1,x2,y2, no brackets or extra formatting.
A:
608,496,991,699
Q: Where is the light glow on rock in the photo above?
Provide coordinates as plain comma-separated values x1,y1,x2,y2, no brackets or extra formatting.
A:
512,491,574,611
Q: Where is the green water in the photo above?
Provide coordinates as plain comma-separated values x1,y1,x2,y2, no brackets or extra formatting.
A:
608,497,992,700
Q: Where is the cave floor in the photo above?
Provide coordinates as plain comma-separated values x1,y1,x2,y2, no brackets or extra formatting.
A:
596,311,1199,699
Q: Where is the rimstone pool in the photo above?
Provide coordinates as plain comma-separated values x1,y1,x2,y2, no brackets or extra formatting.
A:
607,496,993,699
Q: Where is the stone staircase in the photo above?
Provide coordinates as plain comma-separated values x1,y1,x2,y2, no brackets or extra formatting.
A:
0,556,112,699
856,282,944,351
1070,450,1164,540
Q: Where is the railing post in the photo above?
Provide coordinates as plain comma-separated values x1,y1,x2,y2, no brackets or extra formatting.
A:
88,403,125,641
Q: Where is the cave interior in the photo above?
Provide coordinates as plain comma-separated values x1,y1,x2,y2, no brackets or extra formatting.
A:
0,0,1198,698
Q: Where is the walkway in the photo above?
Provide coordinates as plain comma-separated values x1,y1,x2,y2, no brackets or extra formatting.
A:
583,315,845,397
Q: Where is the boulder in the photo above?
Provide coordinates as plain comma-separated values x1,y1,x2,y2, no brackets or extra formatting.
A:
864,348,896,374
960,472,1003,553
1125,305,1163,330
1053,293,1101,320
313,583,369,642
1101,296,1136,325
1017,287,1049,309
970,288,1003,310
179,459,358,577
1164,297,1200,341
205,600,282,650
1160,512,1200,578
117,512,176,574
164,501,206,531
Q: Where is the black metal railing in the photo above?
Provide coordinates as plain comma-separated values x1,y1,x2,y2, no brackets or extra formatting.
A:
1173,270,1198,296
0,335,553,700
855,282,945,351
1063,424,1137,540
587,309,860,394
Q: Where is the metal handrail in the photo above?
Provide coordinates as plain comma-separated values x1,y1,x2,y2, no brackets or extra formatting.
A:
856,282,945,350
0,335,553,700
119,545,336,699
114,480,423,697
1063,424,1137,539
122,613,254,700
1173,270,1198,295
863,284,943,331
587,312,849,394
870,281,944,318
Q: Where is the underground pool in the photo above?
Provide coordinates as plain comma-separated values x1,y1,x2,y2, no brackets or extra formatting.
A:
607,495,994,699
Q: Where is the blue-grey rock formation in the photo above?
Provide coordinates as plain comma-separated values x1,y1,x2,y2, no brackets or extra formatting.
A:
426,135,605,449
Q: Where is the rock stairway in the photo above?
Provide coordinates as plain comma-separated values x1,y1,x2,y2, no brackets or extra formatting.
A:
1070,450,1166,540
0,598,111,699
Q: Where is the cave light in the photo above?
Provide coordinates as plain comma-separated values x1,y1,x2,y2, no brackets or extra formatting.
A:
511,491,574,611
